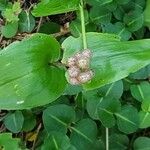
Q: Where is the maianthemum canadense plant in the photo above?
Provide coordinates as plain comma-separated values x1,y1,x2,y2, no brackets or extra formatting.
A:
0,0,150,149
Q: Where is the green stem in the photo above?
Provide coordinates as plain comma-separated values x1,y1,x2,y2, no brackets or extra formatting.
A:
106,127,109,150
79,0,87,49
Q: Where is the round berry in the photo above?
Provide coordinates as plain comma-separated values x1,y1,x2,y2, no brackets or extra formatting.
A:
74,52,82,59
67,57,76,67
69,78,80,85
68,66,80,78
77,57,89,69
82,49,92,58
78,70,93,83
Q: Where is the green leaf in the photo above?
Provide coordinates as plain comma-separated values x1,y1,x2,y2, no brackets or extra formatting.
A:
86,0,113,6
32,0,80,17
2,8,18,22
22,110,36,132
130,81,150,102
123,10,144,32
41,132,73,150
113,6,124,21
84,81,123,120
0,34,67,110
141,98,150,112
18,10,35,33
39,22,60,34
0,133,21,150
64,84,82,95
97,97,121,128
115,105,139,134
12,1,21,15
134,137,150,150
70,20,82,37
70,119,99,150
43,104,75,134
1,21,18,38
0,0,8,11
102,22,131,41
130,64,150,79
116,0,130,5
139,111,150,128
144,0,150,28
62,32,150,90
90,6,112,24
109,134,129,150
4,111,24,133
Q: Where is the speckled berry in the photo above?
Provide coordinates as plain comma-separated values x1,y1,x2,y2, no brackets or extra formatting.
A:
78,70,94,83
82,49,92,58
68,66,80,78
69,78,80,85
74,52,82,59
67,57,76,67
77,57,89,69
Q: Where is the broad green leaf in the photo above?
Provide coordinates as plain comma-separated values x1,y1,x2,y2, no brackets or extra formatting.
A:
70,119,100,150
134,137,150,150
130,81,150,102
102,22,131,41
115,105,139,134
123,10,144,32
97,97,121,127
32,0,80,17
84,81,123,119
144,0,150,28
18,11,35,33
4,111,24,133
139,111,150,128
90,6,112,24
64,84,82,95
22,110,36,132
1,21,18,38
41,132,73,150
0,133,21,150
0,34,67,110
86,0,113,6
109,134,129,150
62,32,150,90
43,104,75,134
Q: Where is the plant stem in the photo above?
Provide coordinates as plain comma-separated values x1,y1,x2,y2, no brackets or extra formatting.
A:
106,127,109,150
79,0,87,49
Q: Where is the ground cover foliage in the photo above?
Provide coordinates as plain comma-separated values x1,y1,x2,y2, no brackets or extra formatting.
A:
0,0,150,149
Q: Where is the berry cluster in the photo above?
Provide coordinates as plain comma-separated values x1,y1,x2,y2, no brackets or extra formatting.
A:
67,49,94,85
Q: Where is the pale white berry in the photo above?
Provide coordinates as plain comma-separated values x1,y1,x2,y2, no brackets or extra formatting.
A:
67,57,76,67
74,52,82,59
78,70,94,83
82,49,91,58
77,57,89,69
69,78,80,85
68,66,80,78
